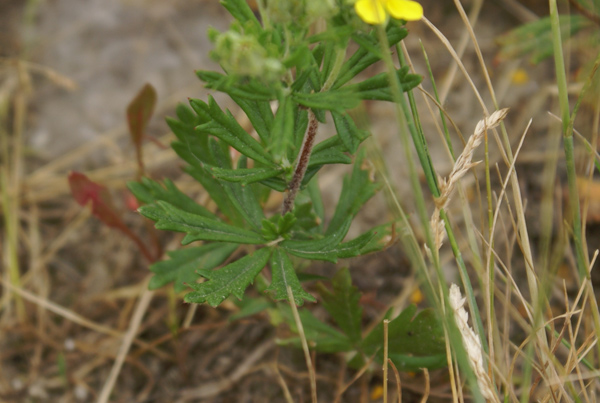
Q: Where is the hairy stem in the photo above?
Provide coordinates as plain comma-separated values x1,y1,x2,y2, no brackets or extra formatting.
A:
282,109,318,214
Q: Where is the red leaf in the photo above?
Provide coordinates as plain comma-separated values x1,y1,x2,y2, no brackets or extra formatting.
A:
124,190,140,211
126,83,157,175
68,172,155,262
68,172,123,228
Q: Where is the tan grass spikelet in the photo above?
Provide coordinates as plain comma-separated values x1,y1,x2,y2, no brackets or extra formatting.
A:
431,109,509,251
449,284,497,401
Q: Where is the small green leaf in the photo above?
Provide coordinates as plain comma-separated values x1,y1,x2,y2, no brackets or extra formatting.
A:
185,166,244,226
267,249,316,305
293,107,309,152
386,308,445,356
316,268,362,344
139,201,264,245
327,150,380,235
149,243,238,292
167,115,211,168
231,96,274,143
283,43,313,70
269,96,296,163
185,247,272,307
332,111,369,154
209,166,283,185
195,96,275,166
261,212,297,241
277,212,297,236
261,219,279,241
128,177,216,219
220,0,262,30
259,176,288,192
175,103,198,125
208,144,265,230
319,42,339,85
280,218,352,262
308,144,352,167
343,68,423,101
292,89,360,112
336,222,394,258
291,202,320,232
307,179,325,227
334,24,408,89
197,71,276,101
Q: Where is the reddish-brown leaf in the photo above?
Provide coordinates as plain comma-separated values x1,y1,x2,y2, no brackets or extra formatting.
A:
68,172,124,228
126,83,157,175
68,172,154,261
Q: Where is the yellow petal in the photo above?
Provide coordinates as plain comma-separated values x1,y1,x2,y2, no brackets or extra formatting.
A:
355,0,387,25
385,0,423,21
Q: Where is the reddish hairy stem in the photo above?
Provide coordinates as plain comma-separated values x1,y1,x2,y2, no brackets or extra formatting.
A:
282,110,318,215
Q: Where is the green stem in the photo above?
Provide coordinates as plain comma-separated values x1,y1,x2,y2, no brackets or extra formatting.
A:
549,0,588,280
376,25,484,402
395,40,487,352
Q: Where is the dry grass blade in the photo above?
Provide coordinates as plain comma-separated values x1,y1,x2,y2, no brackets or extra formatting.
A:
388,358,401,403
383,318,390,403
334,352,377,401
420,368,430,403
271,363,294,403
286,285,317,403
97,288,154,403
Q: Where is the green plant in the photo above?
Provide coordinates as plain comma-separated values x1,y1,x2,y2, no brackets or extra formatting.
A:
275,267,447,372
127,0,423,308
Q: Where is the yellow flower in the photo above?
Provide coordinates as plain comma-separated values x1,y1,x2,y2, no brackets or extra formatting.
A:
355,0,423,25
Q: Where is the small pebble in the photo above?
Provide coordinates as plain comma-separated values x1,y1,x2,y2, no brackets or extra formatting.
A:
64,338,76,351
74,384,88,401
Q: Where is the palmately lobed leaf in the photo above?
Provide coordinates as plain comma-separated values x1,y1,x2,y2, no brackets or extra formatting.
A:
317,268,362,345
356,305,447,371
185,247,272,307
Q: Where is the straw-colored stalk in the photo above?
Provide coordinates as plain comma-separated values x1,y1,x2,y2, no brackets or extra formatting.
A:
449,284,497,401
430,108,508,250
